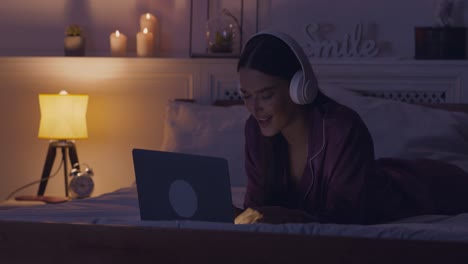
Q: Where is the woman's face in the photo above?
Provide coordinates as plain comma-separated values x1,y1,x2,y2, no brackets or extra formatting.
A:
239,68,298,137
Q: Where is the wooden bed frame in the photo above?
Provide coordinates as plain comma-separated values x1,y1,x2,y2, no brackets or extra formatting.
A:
0,103,468,264
1,219,468,264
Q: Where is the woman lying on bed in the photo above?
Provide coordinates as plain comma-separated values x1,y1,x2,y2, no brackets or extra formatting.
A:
234,30,468,225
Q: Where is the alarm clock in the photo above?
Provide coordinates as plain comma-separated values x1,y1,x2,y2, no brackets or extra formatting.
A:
69,163,94,199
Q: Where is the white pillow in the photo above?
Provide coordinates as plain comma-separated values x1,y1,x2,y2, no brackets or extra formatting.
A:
321,84,468,173
159,100,250,186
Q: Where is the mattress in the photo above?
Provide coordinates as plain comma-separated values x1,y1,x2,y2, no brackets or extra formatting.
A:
1,185,468,243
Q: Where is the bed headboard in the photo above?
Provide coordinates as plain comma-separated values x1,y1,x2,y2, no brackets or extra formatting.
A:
418,104,468,113
217,60,468,105
210,99,468,114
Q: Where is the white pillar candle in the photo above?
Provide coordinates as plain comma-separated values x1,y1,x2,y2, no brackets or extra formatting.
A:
136,28,154,57
140,13,159,56
140,13,157,34
109,30,127,57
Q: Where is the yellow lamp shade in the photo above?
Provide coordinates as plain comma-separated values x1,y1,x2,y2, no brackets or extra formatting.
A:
38,91,88,140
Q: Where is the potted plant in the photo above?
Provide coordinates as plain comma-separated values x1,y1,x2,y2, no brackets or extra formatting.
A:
210,30,234,53
206,9,241,54
64,24,85,56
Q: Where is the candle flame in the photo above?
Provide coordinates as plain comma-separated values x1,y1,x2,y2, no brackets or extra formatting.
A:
116,30,120,37
143,28,148,34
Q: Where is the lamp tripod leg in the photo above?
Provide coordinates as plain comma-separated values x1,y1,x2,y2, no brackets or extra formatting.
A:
61,147,69,198
66,143,80,198
37,143,57,196
68,142,79,170
37,141,81,198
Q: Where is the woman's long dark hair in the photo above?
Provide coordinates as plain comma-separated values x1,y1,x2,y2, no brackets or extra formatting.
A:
237,34,301,81
237,34,302,206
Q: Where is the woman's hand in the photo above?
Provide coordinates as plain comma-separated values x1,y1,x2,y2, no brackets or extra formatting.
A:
234,206,317,224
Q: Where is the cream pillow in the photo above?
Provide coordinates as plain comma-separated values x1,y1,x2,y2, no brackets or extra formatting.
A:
321,85,468,173
159,100,250,186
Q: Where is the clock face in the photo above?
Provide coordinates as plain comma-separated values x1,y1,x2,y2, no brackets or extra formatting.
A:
69,174,94,199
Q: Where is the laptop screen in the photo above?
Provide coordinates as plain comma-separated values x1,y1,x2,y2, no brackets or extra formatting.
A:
132,149,234,223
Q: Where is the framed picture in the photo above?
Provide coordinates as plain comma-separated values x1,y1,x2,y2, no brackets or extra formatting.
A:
189,0,259,58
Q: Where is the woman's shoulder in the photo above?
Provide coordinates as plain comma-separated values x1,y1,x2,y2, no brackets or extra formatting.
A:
314,93,364,127
311,93,371,143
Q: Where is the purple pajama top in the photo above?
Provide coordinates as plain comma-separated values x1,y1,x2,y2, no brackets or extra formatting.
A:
243,93,468,224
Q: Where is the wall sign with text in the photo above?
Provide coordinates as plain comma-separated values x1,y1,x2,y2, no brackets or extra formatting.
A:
303,23,380,58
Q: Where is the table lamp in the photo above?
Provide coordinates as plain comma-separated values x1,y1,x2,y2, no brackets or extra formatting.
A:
36,90,88,197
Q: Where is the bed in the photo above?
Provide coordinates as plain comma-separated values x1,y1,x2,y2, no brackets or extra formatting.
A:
1,69,468,263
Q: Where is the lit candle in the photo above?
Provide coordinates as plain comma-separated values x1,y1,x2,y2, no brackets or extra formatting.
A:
109,30,127,57
140,13,157,34
136,28,154,57
140,13,159,56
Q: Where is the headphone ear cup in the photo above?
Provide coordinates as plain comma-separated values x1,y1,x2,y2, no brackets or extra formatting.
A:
289,71,319,105
303,80,318,104
289,71,305,104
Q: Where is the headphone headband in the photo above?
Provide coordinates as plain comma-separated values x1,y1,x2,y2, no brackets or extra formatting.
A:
246,30,313,83
243,30,318,104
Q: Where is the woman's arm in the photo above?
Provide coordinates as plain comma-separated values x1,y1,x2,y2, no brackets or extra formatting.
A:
318,113,379,224
242,110,380,225
241,117,318,224
235,206,318,224
243,117,267,209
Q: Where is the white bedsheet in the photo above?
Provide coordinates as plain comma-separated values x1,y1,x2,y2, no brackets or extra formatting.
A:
1,186,468,243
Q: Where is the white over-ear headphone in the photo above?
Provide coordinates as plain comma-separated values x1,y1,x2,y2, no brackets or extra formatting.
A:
241,30,319,105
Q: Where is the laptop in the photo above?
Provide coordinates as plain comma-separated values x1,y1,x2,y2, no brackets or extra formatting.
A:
132,148,234,223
